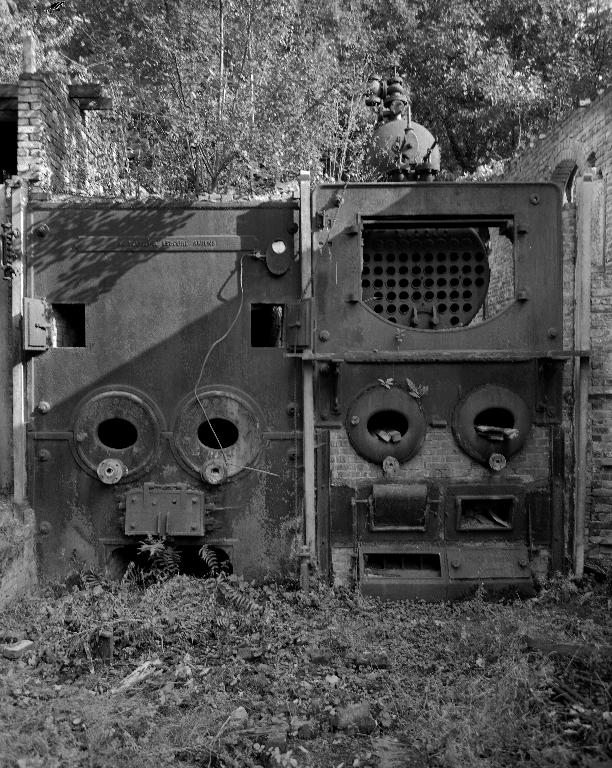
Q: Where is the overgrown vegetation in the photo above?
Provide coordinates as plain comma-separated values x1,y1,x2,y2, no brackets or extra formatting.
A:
2,0,611,191
0,570,610,767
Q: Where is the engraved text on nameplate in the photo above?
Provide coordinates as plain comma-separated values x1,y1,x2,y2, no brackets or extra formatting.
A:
76,236,258,252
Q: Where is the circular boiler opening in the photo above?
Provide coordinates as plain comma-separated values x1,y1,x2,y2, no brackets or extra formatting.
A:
198,418,239,449
97,418,138,449
367,410,409,441
474,408,515,430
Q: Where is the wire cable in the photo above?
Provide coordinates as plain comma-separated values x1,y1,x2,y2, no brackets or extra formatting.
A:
193,254,279,479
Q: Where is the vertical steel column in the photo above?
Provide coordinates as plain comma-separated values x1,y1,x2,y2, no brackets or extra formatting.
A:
11,181,27,503
299,171,316,566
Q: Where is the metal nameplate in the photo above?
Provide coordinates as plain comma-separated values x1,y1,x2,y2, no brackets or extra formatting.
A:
76,235,259,252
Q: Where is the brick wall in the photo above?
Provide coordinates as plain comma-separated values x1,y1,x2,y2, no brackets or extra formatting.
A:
330,427,550,487
501,89,612,563
17,72,118,195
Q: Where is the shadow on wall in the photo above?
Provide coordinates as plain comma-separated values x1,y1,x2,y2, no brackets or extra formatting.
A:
26,202,302,583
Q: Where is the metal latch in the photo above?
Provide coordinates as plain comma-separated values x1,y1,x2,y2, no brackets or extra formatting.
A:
23,298,50,351
124,483,205,536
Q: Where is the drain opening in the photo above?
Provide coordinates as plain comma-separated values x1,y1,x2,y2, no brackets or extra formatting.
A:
367,410,409,444
198,418,239,449
97,418,138,449
474,408,515,430
364,552,441,577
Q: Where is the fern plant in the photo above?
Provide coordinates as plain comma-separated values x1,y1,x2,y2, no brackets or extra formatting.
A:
138,535,181,581
198,545,231,577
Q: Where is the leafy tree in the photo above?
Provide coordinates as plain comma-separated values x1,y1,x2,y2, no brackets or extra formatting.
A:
1,0,610,187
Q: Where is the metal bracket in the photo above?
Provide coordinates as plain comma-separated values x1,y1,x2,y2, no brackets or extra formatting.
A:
286,299,311,350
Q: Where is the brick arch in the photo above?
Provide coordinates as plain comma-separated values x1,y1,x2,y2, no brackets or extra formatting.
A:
551,158,579,204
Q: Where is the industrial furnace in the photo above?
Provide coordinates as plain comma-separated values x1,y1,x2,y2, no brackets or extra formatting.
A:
20,74,565,598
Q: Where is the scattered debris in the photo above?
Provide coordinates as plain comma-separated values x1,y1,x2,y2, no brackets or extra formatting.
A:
110,659,162,693
1,639,34,659
0,573,610,767
524,637,612,659
332,703,377,734
228,706,249,730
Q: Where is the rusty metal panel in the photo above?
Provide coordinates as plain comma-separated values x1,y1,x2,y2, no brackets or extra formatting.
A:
312,183,562,356
26,201,303,579
124,484,205,536
447,544,531,581
369,484,428,531
358,544,449,600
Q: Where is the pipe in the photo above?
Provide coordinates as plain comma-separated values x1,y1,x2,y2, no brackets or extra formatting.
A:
299,170,316,583
573,175,595,579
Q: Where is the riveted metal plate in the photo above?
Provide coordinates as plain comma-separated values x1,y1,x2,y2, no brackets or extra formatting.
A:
124,483,205,536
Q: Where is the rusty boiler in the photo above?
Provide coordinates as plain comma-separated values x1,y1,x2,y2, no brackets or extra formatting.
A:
21,74,565,599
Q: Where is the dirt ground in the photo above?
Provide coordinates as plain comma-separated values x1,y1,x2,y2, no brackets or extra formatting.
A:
0,570,611,768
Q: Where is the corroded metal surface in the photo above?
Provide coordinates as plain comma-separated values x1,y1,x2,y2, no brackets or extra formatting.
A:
27,201,302,580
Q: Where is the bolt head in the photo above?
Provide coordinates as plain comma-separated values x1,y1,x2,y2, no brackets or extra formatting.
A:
350,415,360,426
36,400,51,414
318,329,330,342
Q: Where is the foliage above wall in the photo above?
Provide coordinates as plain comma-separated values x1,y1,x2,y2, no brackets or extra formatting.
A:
1,0,611,193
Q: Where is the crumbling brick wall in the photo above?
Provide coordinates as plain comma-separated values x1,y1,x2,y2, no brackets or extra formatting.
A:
501,89,612,563
17,72,118,195
0,501,36,609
